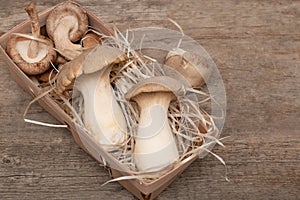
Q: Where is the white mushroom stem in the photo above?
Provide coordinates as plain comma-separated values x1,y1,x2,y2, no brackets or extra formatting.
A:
133,93,179,172
75,66,127,147
25,2,40,59
53,16,82,60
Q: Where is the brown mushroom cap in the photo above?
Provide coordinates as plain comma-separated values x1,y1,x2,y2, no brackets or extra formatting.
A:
82,32,102,49
6,2,57,75
46,1,88,42
164,48,211,88
54,54,67,66
6,35,57,75
36,69,57,83
125,76,186,101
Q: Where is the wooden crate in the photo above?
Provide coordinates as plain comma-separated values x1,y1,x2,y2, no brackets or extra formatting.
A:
0,1,218,199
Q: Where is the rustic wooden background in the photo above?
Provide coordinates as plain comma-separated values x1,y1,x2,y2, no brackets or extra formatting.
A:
0,0,299,199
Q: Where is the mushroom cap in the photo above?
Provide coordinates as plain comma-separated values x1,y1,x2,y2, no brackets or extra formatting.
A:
36,69,57,83
165,48,211,88
82,32,102,49
82,45,126,74
125,76,186,101
6,35,57,75
55,45,126,94
46,1,88,42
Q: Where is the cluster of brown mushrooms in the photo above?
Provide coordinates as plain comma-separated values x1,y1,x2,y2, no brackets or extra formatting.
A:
7,2,216,175
6,2,100,81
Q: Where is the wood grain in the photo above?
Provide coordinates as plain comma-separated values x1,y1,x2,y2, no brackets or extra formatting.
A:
0,0,299,199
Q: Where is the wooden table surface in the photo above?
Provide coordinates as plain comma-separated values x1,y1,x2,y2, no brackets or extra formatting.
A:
0,0,299,199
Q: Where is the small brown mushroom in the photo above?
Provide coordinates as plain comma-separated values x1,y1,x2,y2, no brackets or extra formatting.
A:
6,2,56,75
82,32,102,49
164,48,211,88
36,69,57,83
54,54,68,66
46,1,88,60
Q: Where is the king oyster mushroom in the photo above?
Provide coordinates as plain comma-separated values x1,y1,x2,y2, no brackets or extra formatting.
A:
56,45,128,147
164,48,211,88
46,1,88,60
125,76,187,172
6,2,56,75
